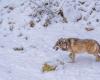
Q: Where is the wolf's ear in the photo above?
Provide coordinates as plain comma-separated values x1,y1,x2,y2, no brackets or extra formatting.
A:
63,39,66,42
59,37,64,40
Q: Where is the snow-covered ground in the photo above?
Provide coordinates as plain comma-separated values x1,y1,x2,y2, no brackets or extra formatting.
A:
0,0,100,80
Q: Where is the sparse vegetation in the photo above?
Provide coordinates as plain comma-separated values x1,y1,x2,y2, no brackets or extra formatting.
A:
29,0,67,27
85,27,94,31
13,47,24,51
29,20,35,28
42,63,57,72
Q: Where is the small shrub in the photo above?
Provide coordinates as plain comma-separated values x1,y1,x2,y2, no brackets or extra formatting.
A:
42,63,57,72
85,27,94,31
29,20,35,28
9,6,14,10
58,9,67,23
43,18,51,27
13,47,24,51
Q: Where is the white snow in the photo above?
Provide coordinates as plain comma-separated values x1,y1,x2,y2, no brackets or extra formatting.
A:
0,0,100,80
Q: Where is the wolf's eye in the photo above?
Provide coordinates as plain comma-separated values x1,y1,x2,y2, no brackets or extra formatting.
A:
58,41,61,44
60,41,63,45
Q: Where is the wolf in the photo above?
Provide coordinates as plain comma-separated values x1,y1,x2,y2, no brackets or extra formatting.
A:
53,38,100,62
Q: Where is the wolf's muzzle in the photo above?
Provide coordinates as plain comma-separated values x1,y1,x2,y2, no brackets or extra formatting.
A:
53,46,59,51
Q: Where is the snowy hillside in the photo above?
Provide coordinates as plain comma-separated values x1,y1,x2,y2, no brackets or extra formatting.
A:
0,0,100,80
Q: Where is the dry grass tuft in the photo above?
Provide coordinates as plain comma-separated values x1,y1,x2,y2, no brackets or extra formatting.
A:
29,20,35,28
13,47,24,51
85,27,94,31
42,63,57,72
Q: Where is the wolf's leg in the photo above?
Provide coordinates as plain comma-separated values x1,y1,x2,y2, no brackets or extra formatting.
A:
71,53,75,62
68,53,75,63
69,53,72,59
96,55,100,62
93,53,100,62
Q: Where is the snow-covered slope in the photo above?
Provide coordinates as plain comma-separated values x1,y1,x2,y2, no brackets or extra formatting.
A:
0,0,100,80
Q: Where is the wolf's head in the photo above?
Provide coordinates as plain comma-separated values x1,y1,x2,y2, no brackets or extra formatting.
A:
53,38,68,51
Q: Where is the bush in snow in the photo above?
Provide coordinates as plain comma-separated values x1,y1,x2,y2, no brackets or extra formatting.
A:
42,63,57,72
29,0,67,27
